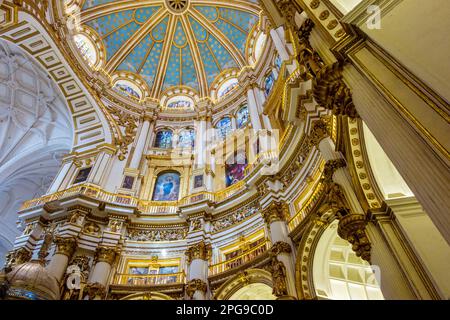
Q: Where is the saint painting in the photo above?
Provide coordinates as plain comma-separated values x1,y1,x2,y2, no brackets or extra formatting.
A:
152,172,180,201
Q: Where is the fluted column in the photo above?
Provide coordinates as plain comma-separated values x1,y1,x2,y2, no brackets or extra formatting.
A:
343,65,450,243
247,86,262,131
185,241,211,300
46,237,77,283
87,246,117,300
262,202,297,299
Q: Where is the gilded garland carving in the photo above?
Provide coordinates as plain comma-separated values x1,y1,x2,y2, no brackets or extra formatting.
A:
186,279,208,299
270,241,292,256
337,214,371,263
185,241,212,265
210,206,258,233
84,282,106,300
94,247,117,265
107,107,138,161
53,237,77,258
313,62,358,118
125,228,187,241
267,256,288,297
262,202,289,225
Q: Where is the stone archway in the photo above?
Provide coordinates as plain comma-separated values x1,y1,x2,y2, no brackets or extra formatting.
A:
214,268,276,300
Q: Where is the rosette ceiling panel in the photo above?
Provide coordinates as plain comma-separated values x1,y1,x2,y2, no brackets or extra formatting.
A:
80,0,261,98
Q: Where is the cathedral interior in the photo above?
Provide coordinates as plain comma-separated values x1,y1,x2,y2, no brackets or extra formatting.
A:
0,0,449,301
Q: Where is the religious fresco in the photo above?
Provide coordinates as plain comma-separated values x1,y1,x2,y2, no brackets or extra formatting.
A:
194,174,203,188
154,130,173,149
122,176,135,189
152,172,181,201
73,167,92,184
225,155,247,187
167,99,193,109
236,105,249,128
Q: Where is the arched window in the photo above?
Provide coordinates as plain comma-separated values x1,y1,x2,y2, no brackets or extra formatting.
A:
73,34,97,67
236,105,249,129
275,55,282,72
178,129,195,148
312,220,384,300
113,80,141,99
217,78,238,99
152,171,181,201
154,129,173,149
264,72,276,97
216,117,232,139
254,33,267,62
166,96,194,110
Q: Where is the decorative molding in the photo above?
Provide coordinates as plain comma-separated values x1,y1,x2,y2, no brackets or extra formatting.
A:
185,241,212,264
337,213,371,263
185,278,207,299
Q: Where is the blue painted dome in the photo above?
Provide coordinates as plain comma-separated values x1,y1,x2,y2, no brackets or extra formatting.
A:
78,0,261,99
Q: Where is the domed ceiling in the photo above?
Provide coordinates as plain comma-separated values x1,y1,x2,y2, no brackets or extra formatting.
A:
79,0,261,99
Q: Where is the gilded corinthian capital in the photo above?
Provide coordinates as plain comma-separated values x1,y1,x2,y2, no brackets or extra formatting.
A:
85,282,106,300
53,236,77,258
313,62,359,118
185,279,208,299
270,241,292,256
262,202,289,225
185,241,212,265
94,246,117,265
338,214,371,263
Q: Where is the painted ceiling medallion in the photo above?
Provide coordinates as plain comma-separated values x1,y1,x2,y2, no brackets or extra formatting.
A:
76,0,261,101
166,0,189,14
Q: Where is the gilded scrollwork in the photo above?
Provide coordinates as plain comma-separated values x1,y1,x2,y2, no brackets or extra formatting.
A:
185,279,208,299
94,246,117,265
185,241,212,265
262,202,289,225
125,228,187,241
53,236,77,258
267,256,288,297
337,214,371,262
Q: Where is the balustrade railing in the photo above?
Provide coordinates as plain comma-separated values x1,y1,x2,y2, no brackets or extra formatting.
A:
208,240,270,276
113,272,185,286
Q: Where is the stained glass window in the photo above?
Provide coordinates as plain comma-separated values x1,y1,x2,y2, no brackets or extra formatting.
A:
154,130,173,149
114,82,141,99
216,117,232,139
178,129,195,148
264,72,276,97
275,55,282,72
152,172,180,201
166,96,194,109
236,105,249,129
74,34,97,67
217,78,238,99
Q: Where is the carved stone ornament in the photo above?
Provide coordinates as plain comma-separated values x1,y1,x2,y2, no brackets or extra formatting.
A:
185,279,208,299
4,247,31,270
338,214,371,262
267,256,288,297
324,182,351,217
85,282,106,300
185,241,212,265
275,0,298,29
270,241,292,256
262,202,289,225
94,246,117,265
313,62,359,118
54,236,77,258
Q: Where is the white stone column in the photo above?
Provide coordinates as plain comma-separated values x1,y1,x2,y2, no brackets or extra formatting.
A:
247,87,263,131
343,65,450,243
47,160,73,193
87,246,117,300
195,117,208,168
254,87,273,130
319,137,364,214
129,117,153,169
87,145,116,187
46,237,77,283
262,202,297,299
185,241,210,300
269,26,296,74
